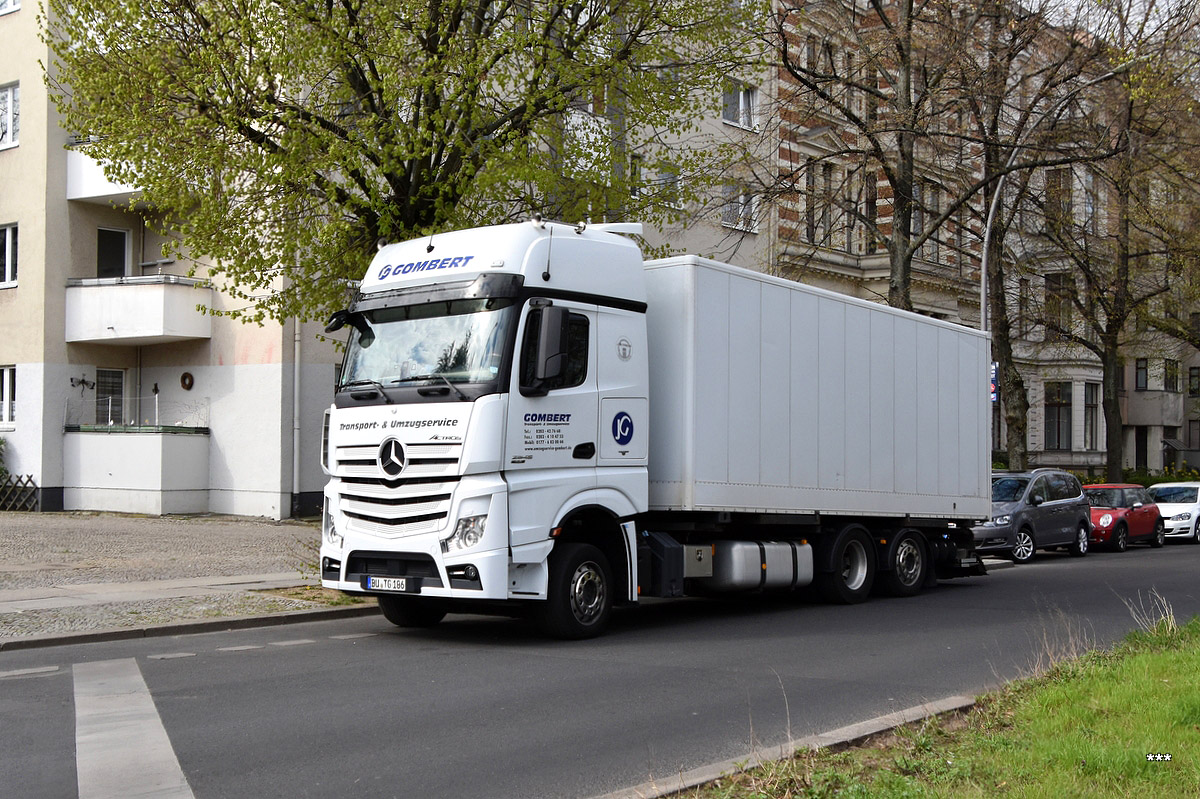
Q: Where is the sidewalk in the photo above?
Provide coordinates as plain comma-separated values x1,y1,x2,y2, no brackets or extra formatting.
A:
0,512,377,650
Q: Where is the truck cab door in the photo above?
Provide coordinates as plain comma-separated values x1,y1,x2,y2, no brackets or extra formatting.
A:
505,299,599,549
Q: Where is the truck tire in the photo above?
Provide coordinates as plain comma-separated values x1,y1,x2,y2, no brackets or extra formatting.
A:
816,524,876,604
879,530,927,597
539,543,613,639
377,596,447,628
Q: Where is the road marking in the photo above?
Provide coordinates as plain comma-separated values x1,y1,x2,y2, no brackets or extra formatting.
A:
330,633,376,640
147,653,196,660
0,665,60,679
217,645,264,651
74,658,194,799
268,639,315,647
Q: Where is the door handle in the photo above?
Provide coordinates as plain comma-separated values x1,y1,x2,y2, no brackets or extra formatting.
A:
573,442,596,459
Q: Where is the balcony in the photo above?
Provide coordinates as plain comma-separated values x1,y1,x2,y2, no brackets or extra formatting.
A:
66,146,139,205
1124,389,1184,428
65,275,213,346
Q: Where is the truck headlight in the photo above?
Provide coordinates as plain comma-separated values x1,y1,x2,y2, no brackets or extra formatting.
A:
323,504,343,548
992,515,1011,526
441,515,487,553
1098,513,1113,528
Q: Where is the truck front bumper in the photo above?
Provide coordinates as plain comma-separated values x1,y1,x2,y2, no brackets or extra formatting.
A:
319,476,513,601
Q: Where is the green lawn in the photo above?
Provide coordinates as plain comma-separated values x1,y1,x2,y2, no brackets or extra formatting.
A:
691,611,1200,799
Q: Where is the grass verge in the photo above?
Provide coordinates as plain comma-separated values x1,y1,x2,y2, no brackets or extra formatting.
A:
260,585,370,607
688,613,1200,799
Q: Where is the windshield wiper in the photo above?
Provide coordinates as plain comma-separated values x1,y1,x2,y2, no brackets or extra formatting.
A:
391,374,469,401
338,379,393,404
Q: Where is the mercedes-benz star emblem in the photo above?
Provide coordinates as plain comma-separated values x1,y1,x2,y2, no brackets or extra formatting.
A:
378,438,406,477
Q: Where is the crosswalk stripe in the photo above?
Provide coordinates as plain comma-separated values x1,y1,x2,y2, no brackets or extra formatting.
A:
73,658,194,799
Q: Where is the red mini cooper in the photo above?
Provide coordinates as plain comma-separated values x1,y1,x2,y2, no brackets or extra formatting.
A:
1083,483,1165,551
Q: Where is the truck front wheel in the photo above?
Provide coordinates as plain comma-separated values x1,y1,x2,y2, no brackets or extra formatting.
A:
539,543,613,639
377,596,447,628
816,525,876,604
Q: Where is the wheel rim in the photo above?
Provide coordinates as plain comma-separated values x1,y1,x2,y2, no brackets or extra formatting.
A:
894,539,923,587
1013,531,1034,561
1116,527,1127,551
569,561,607,626
1077,527,1088,554
1156,522,1165,546
841,540,870,591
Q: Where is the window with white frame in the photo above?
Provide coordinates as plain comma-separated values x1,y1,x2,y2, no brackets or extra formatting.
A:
0,0,19,13
721,185,757,232
0,83,17,148
0,223,14,286
0,365,14,425
721,80,757,130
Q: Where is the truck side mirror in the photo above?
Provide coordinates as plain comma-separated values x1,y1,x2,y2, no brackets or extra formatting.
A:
325,310,349,333
536,306,570,382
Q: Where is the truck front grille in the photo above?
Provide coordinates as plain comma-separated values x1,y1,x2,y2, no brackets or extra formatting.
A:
331,441,463,538
345,551,444,588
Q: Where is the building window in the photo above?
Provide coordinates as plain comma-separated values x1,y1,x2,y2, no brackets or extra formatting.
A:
1044,381,1072,451
96,369,125,425
0,223,14,286
1135,358,1148,391
0,0,20,15
721,80,757,130
1189,366,1199,396
1190,419,1200,449
1044,273,1073,341
0,365,13,424
1084,382,1099,450
721,185,757,232
1046,167,1072,232
1165,359,1180,393
0,83,18,149
97,229,129,279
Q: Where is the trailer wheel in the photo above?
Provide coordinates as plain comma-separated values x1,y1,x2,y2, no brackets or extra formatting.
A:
539,543,613,639
377,596,447,628
816,525,876,604
880,530,927,597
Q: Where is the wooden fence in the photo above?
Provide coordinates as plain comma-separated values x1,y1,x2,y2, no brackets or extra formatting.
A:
0,474,38,512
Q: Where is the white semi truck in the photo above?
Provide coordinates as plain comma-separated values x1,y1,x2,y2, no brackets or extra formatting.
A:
320,219,990,638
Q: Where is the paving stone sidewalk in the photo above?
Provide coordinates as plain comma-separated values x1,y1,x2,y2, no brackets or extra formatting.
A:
0,511,337,643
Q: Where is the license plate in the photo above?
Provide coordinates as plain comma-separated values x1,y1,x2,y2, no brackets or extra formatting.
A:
365,576,413,593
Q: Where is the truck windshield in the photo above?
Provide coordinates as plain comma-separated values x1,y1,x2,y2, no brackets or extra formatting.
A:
340,298,516,393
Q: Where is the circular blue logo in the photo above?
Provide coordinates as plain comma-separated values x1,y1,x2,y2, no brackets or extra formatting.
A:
612,412,634,446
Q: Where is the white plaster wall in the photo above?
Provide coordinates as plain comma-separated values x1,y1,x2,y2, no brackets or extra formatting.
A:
63,430,210,513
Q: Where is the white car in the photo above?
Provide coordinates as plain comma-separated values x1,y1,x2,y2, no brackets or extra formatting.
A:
1146,482,1200,543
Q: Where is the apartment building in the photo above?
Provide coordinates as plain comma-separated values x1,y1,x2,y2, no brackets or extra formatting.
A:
0,2,339,517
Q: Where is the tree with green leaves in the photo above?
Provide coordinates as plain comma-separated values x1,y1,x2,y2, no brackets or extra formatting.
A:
44,0,762,323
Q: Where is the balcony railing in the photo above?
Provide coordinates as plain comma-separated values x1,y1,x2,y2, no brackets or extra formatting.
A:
65,274,213,345
64,394,210,433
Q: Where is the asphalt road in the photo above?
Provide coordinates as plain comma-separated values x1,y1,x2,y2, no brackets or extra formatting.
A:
4,543,1200,799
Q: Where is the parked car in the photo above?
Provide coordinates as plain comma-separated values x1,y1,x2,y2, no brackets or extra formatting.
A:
1146,482,1200,544
1083,483,1164,551
973,469,1092,563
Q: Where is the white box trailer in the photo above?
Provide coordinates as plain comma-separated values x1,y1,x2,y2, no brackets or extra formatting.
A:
643,256,991,521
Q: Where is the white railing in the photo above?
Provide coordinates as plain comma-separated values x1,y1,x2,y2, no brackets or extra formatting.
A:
64,395,210,430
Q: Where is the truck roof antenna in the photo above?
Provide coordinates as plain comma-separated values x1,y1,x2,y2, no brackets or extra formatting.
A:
426,232,436,253
542,227,553,282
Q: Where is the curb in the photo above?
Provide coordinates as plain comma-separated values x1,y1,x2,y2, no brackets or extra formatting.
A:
590,694,977,799
0,603,381,652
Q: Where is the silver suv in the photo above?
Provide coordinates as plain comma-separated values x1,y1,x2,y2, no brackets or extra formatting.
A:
973,469,1092,563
